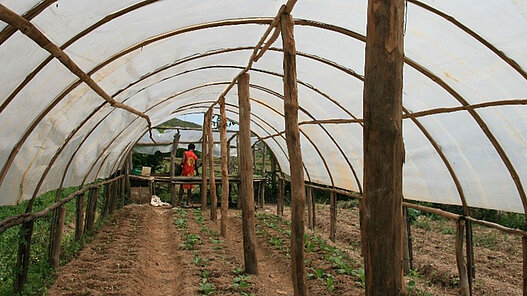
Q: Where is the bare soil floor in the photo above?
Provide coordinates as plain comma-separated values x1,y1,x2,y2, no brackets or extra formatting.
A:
49,202,522,295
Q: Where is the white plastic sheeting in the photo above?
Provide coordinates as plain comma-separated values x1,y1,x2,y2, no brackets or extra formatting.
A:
0,0,526,214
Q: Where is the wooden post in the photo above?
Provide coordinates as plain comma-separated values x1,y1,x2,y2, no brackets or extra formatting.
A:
14,221,34,293
49,205,66,268
220,97,230,238
259,143,267,209
277,177,284,216
75,192,85,241
85,187,99,234
236,134,242,209
456,219,471,296
466,220,475,292
110,180,118,215
208,111,218,221
361,0,405,294
238,72,258,274
102,182,110,218
170,132,181,206
281,12,308,296
201,112,209,212
270,154,277,193
125,152,132,197
329,191,337,242
403,207,413,273
120,174,125,207
306,187,314,229
523,236,527,296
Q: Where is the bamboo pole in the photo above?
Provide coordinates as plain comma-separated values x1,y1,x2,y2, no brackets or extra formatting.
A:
85,187,99,234
170,132,181,206
361,0,405,293
456,219,471,296
281,12,307,296
220,97,230,238
259,143,267,208
49,205,66,268
208,111,218,221
238,72,258,274
75,192,85,241
329,191,337,242
201,112,209,212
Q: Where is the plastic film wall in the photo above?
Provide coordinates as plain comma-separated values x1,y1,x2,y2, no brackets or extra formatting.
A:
0,0,526,214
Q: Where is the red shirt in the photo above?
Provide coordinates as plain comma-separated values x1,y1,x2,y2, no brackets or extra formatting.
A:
181,150,198,176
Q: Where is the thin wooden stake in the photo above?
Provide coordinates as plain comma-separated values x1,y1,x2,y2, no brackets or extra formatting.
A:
277,177,284,216
238,72,258,274
85,187,99,234
329,191,337,242
456,219,471,296
49,205,66,268
201,112,209,212
466,220,475,292
220,97,230,238
102,183,110,218
75,193,85,241
403,207,413,272
281,12,307,296
208,111,218,221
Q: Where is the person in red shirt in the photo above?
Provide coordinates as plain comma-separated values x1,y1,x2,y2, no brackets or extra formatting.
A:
178,143,198,207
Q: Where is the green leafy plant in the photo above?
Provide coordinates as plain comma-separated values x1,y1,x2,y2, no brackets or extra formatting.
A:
198,278,215,295
180,233,202,250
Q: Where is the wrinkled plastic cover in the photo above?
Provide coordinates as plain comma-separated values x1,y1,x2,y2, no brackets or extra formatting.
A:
0,0,526,214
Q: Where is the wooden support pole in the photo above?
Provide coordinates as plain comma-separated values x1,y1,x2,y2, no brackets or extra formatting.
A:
403,207,414,273
329,191,337,242
75,192,85,241
102,183,110,218
201,112,209,212
85,187,99,234
277,177,284,216
236,134,242,209
49,205,66,268
109,180,117,215
170,132,181,206
125,152,132,197
523,236,527,296
456,219,471,296
466,220,475,291
14,221,34,293
270,154,277,192
208,111,218,221
281,12,307,296
361,0,405,294
120,173,126,207
220,97,230,237
238,72,258,274
259,143,267,209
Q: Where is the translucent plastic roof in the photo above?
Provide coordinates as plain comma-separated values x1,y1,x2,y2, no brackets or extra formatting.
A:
0,0,526,214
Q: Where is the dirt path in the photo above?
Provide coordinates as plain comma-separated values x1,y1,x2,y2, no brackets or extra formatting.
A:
49,204,192,296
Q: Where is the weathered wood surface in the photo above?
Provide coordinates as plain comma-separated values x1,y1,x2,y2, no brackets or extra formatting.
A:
456,219,471,296
208,111,218,221
281,12,307,296
85,187,99,234
170,133,181,206
201,112,209,212
75,192,85,241
49,205,66,268
220,97,230,237
258,144,267,208
360,0,405,294
238,72,258,274
277,177,284,216
14,221,34,293
329,191,337,242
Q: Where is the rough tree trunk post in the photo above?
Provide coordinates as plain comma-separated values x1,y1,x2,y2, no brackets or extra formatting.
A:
281,12,308,296
523,236,527,296
170,132,181,206
360,0,405,294
329,191,337,242
208,111,218,221
403,207,414,272
238,72,258,274
220,97,230,238
120,173,126,207
14,221,34,293
259,143,267,209
75,192,85,241
201,111,209,212
110,179,118,215
85,187,99,234
236,134,242,209
102,182,110,218
49,204,66,268
125,152,132,197
456,219,471,296
270,154,277,193
277,177,284,216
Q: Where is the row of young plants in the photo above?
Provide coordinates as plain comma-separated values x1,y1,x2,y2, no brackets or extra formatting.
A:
0,185,116,295
174,208,255,296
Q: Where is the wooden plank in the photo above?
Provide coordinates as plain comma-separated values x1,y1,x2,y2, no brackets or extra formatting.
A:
49,204,66,268
208,111,218,221
201,112,209,212
220,97,230,237
281,12,307,296
75,192,85,241
329,191,337,242
361,0,405,294
238,72,258,274
456,219,471,296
